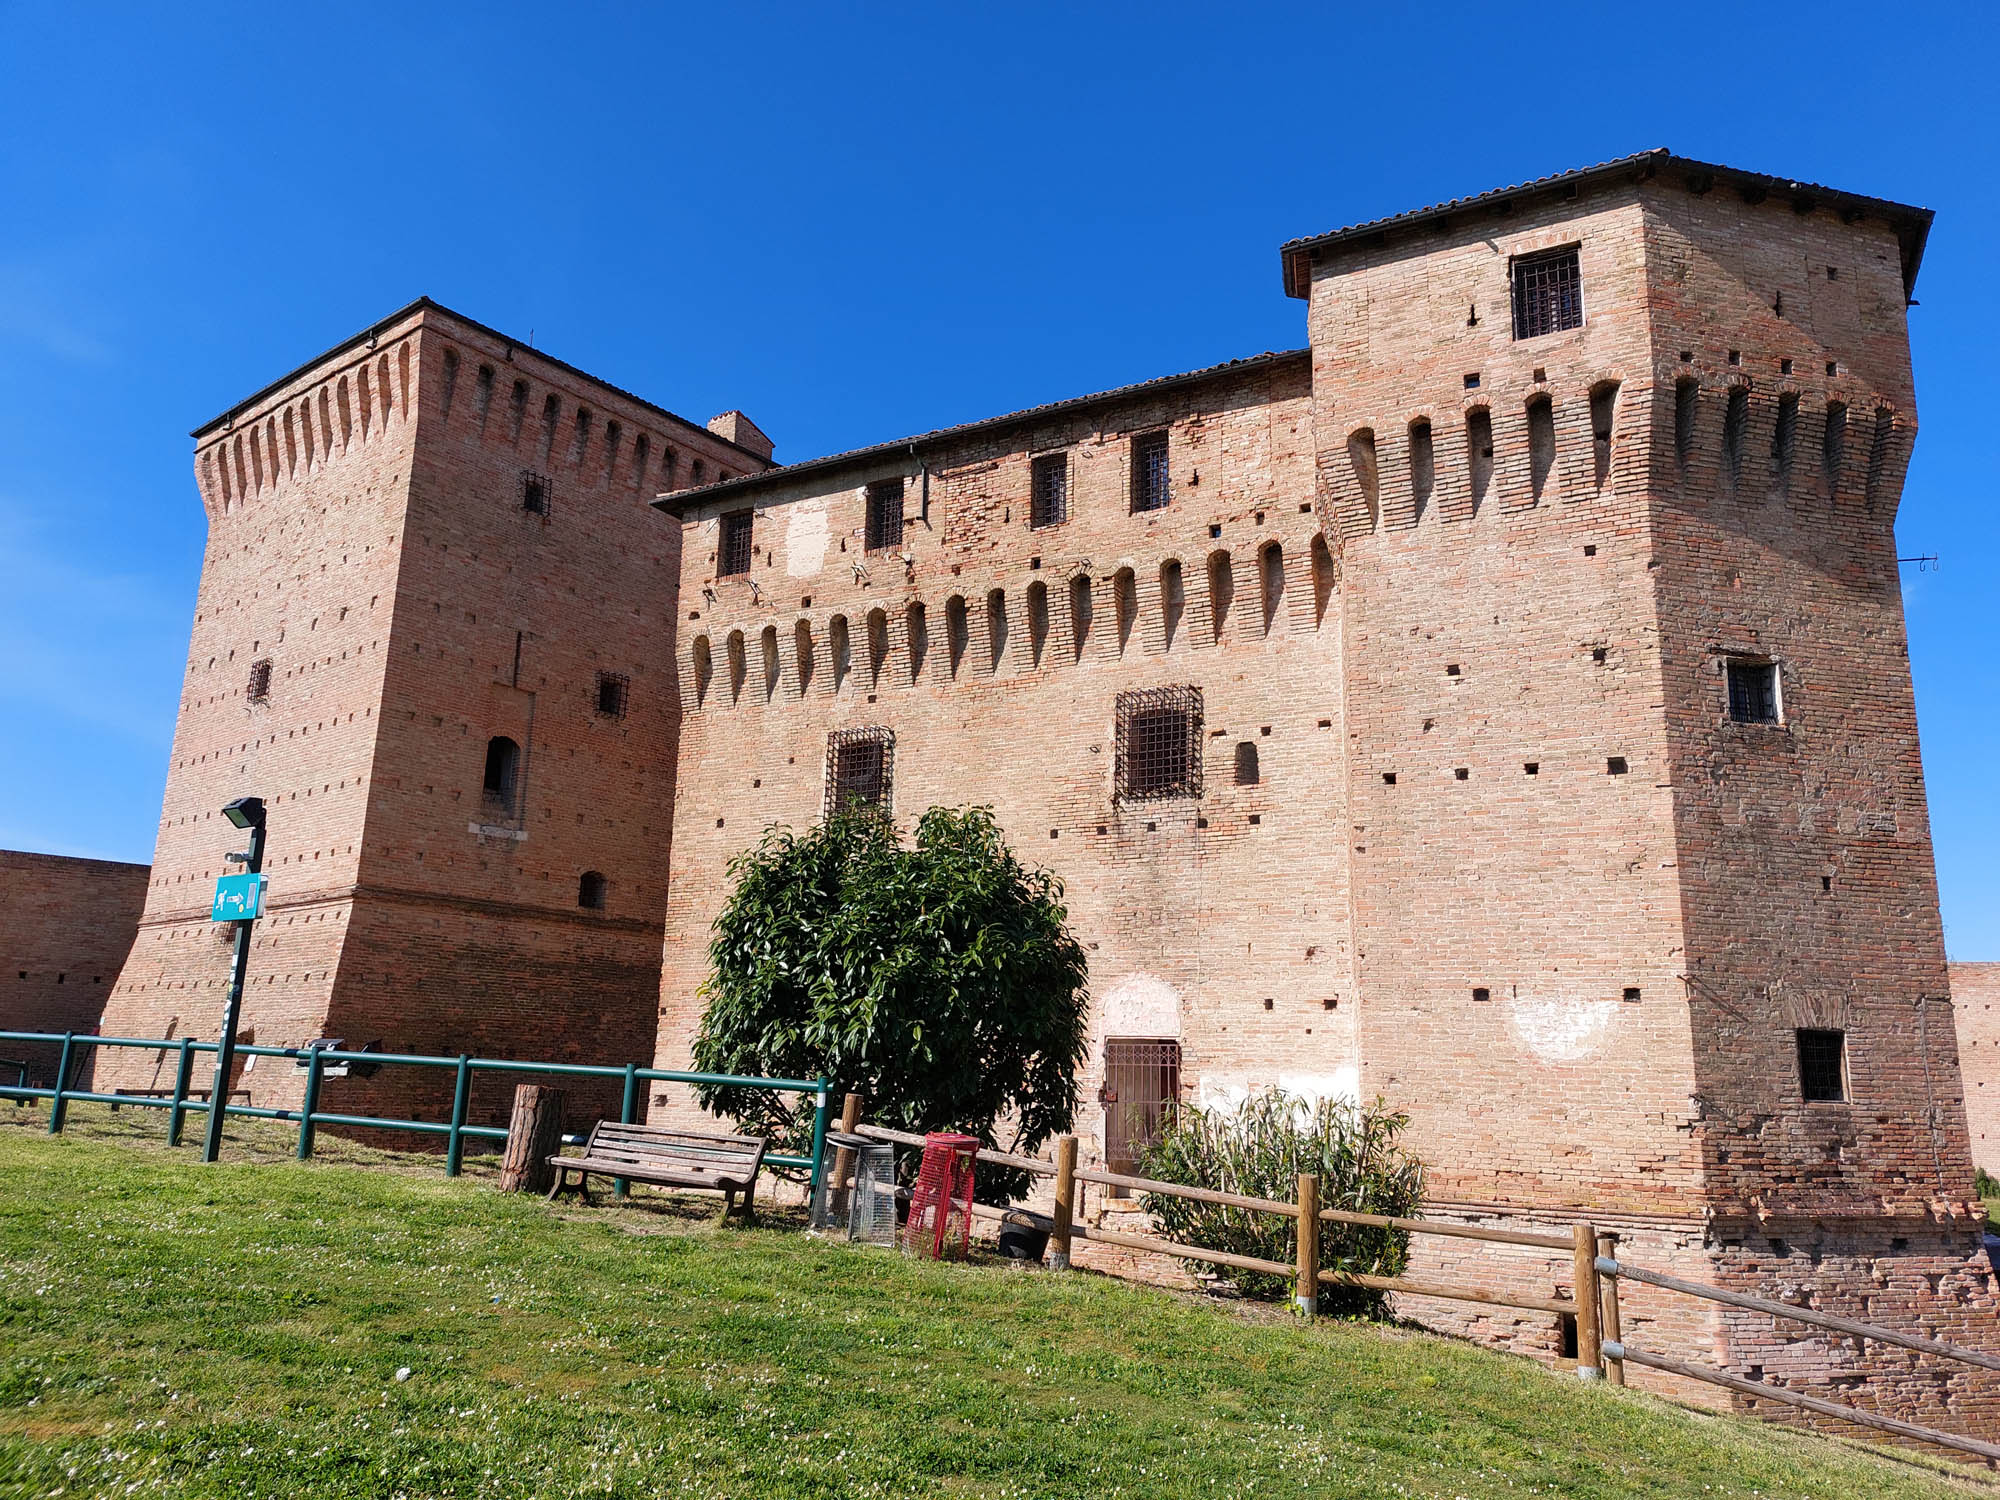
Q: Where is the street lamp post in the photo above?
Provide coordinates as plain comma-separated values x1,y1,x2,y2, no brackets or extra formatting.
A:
204,796,267,1164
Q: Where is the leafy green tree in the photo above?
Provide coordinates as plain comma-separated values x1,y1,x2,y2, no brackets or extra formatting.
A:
693,807,1089,1198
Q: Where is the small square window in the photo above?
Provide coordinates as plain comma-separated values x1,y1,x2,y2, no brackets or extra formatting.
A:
1130,431,1170,513
595,671,629,718
1511,246,1583,340
1726,658,1779,724
1030,454,1069,529
825,727,894,815
866,479,905,551
717,510,754,576
1116,685,1202,800
246,659,272,702
1797,1028,1846,1102
521,470,550,515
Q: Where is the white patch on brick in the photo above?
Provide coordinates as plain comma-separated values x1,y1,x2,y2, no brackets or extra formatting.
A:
1506,990,1617,1062
1098,972,1180,1036
785,496,828,578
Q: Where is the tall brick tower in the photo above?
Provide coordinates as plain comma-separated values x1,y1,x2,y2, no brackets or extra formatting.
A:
1289,152,1989,1419
99,300,770,1118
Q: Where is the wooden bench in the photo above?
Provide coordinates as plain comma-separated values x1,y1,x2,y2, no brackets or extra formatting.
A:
547,1122,768,1220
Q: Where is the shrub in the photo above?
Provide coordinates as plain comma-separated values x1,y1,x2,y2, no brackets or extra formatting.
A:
692,806,1089,1202
1976,1166,1998,1202
1138,1090,1425,1315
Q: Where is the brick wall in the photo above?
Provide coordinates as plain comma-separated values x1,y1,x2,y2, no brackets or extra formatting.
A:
0,851,149,1085
98,300,769,1126
1953,964,2000,1175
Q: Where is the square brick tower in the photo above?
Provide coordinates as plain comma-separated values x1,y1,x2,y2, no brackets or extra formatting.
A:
98,300,771,1121
1291,151,1990,1423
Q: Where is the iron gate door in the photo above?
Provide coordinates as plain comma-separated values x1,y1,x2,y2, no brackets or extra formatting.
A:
1101,1038,1181,1177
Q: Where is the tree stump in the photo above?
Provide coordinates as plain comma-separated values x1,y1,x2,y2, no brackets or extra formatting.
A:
500,1084,566,1193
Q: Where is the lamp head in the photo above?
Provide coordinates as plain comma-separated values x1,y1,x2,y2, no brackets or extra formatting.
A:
222,796,266,831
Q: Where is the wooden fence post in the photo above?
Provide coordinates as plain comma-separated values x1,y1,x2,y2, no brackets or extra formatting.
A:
1050,1135,1078,1271
1596,1230,1624,1386
500,1083,566,1194
1572,1219,1603,1380
831,1092,862,1219
1295,1173,1320,1318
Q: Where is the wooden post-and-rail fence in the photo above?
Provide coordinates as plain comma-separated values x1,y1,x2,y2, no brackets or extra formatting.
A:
841,1100,2000,1465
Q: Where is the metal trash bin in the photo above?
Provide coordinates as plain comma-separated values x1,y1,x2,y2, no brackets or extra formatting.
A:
811,1130,899,1246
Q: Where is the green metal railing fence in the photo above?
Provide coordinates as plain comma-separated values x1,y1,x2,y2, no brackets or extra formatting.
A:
0,1030,830,1197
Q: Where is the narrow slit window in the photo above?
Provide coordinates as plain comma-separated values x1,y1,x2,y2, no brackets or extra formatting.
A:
866,609,889,687
1116,685,1203,801
1160,560,1185,651
1347,428,1379,530
1031,453,1070,529
1674,380,1699,470
718,510,754,576
1511,246,1584,339
825,727,894,816
1590,382,1620,489
1027,581,1049,667
1113,568,1138,655
794,620,816,695
1131,431,1170,513
1526,396,1556,500
829,615,852,691
866,478,905,551
1069,574,1093,661
987,589,1008,670
1207,550,1233,642
1408,419,1434,524
1864,408,1895,507
1822,401,1848,492
1722,387,1750,491
905,602,928,681
945,596,968,678
1259,542,1284,634
1771,393,1799,495
1797,1028,1846,1102
1465,409,1494,513
1310,535,1335,627
691,636,713,707
1726,658,1779,724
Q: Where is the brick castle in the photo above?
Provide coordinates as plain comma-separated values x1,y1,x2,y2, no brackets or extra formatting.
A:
88,149,1999,1423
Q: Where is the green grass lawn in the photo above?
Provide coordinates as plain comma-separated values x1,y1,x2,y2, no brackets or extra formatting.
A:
0,1108,1988,1499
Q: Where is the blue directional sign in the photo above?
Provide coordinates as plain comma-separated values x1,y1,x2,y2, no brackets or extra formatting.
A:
210,871,267,922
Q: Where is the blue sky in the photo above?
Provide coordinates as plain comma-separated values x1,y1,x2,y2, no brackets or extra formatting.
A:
1,4,1994,956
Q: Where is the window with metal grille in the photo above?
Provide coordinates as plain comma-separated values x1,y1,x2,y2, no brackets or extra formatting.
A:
245,658,272,702
1102,1038,1181,1178
1726,659,1779,724
825,726,894,816
1130,430,1170,513
1031,453,1069,528
520,470,550,515
1511,246,1584,340
1797,1028,1846,1102
717,510,753,576
866,479,905,551
595,671,629,718
1116,685,1202,801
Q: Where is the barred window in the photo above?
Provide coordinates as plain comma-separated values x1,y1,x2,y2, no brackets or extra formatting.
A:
1726,658,1779,724
866,479,905,551
521,470,550,515
1031,453,1069,529
595,671,629,718
245,658,272,702
1130,430,1170,513
1511,246,1583,340
718,510,753,576
1797,1028,1846,1102
825,726,894,816
1116,685,1202,801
